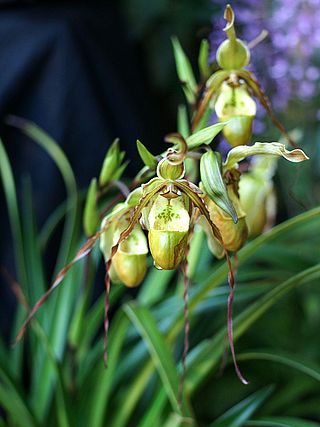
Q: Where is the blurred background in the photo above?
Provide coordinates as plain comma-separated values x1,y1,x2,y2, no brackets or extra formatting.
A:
0,1,320,426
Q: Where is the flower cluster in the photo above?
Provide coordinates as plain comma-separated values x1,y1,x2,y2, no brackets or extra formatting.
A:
14,5,310,389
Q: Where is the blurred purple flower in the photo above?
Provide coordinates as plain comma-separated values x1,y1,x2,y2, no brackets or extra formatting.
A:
210,1,320,114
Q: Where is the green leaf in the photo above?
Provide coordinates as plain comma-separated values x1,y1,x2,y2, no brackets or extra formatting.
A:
5,116,79,420
177,105,190,138
83,178,99,237
136,140,157,169
110,360,156,427
0,139,27,287
5,115,78,268
123,302,192,418
138,391,168,427
0,381,37,427
172,37,197,104
200,150,237,222
198,39,210,80
162,412,196,427
83,312,129,427
186,122,229,149
186,264,320,392
0,139,27,373
139,268,174,307
209,386,274,427
237,351,320,382
245,417,320,427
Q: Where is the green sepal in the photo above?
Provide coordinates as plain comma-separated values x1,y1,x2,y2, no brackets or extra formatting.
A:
200,150,238,223
223,142,309,172
83,178,99,236
198,39,210,80
136,140,157,169
172,36,197,104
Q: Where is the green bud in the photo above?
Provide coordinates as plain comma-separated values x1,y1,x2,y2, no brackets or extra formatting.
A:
99,139,127,186
216,39,250,70
238,158,277,237
157,158,185,180
216,4,250,70
83,178,99,237
215,82,256,147
206,184,248,252
147,194,190,270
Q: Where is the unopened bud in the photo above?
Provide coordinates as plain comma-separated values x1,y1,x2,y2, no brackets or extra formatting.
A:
157,158,185,180
239,169,276,238
216,39,250,70
83,178,99,237
207,184,248,252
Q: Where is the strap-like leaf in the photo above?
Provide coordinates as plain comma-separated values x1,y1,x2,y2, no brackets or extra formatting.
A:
209,386,273,427
172,37,197,104
123,302,192,418
246,416,320,427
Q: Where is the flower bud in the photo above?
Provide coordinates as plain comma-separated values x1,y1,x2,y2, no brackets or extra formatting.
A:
216,5,250,70
147,194,190,270
83,178,99,237
239,164,276,238
206,184,248,252
99,139,127,186
215,82,256,147
216,39,250,70
157,158,185,180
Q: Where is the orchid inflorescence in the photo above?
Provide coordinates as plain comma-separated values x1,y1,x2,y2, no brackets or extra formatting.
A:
15,5,309,391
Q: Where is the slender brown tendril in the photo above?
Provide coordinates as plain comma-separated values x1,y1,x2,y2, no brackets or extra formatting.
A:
225,252,249,385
